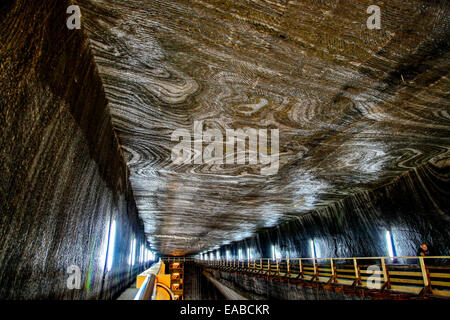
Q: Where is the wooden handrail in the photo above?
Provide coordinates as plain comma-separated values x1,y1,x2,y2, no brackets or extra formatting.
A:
197,255,450,298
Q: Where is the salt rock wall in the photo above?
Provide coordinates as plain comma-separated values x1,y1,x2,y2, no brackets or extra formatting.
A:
0,0,148,299
215,160,450,260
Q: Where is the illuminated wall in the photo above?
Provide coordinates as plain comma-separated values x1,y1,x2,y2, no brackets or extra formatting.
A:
0,0,154,299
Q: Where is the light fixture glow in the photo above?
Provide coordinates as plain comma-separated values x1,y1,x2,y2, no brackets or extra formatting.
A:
272,245,281,260
310,240,316,259
106,220,116,272
132,238,136,266
386,231,394,257
128,239,133,265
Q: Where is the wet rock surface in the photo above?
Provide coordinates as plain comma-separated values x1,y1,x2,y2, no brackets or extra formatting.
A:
0,0,148,299
215,160,450,259
77,0,450,255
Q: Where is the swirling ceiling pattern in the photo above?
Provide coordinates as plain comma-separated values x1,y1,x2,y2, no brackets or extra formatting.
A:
79,0,450,255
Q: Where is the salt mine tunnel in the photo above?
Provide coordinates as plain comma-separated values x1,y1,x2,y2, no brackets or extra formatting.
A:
0,0,449,305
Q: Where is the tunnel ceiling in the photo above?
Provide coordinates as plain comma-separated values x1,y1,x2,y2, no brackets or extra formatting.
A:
79,0,450,255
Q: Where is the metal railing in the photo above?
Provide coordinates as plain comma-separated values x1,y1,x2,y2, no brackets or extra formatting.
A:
197,256,450,298
161,257,195,262
134,274,156,300
134,260,175,300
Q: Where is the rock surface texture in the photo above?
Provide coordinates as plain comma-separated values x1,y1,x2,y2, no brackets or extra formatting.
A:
0,0,149,299
213,161,449,259
77,0,450,255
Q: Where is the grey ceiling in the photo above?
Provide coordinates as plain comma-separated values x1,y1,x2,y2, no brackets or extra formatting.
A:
79,0,450,255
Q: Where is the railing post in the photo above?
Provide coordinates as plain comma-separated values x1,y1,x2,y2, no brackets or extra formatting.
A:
287,258,290,276
330,258,335,280
329,258,333,275
419,257,430,288
299,258,303,278
313,258,317,277
381,258,390,289
353,258,360,285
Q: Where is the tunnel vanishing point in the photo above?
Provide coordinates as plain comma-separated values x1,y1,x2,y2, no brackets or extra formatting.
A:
0,0,449,302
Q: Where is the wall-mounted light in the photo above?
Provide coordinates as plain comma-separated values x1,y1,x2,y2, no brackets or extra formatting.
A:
271,245,281,260
310,240,316,259
128,239,133,265
106,220,116,272
132,238,136,266
386,231,395,257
